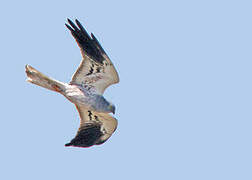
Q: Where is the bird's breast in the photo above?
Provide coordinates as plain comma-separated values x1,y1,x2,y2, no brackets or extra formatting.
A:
63,84,97,110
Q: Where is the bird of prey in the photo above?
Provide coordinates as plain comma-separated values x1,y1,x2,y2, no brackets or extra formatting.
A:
25,19,119,148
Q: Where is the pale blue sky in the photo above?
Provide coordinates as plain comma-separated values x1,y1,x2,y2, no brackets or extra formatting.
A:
0,0,252,179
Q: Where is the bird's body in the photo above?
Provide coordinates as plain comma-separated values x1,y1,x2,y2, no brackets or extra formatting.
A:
25,19,119,148
64,84,111,113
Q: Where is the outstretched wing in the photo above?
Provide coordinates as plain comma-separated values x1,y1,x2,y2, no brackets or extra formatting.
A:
65,105,118,148
65,19,119,94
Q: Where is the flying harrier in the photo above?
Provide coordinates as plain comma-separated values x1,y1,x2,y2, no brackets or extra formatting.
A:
25,19,119,148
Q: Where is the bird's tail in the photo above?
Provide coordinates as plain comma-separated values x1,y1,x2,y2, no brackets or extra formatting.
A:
25,65,67,93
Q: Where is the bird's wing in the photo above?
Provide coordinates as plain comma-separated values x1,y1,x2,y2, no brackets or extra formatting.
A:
65,105,118,148
65,19,119,95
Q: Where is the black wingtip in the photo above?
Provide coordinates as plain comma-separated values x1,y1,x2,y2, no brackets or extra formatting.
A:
65,143,71,147
67,19,79,31
91,33,106,54
75,19,82,28
65,23,73,32
65,124,103,148
65,18,106,64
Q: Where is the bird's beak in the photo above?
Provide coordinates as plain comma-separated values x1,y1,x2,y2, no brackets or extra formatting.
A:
110,105,115,114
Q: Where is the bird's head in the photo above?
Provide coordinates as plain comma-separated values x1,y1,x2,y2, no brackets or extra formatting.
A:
108,103,116,114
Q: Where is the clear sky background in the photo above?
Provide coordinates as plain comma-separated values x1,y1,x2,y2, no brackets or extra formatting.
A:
0,0,251,179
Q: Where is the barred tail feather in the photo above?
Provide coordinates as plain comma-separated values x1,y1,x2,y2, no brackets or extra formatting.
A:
25,65,67,93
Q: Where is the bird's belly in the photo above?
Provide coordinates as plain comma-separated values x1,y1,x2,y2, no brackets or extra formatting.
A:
63,85,95,110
